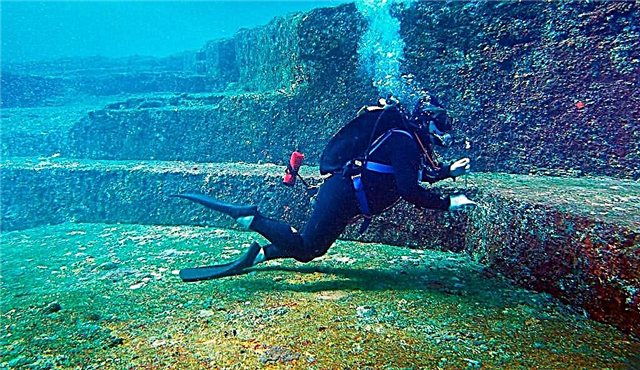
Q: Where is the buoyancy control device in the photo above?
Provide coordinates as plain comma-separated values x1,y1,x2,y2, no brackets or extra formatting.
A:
319,100,408,175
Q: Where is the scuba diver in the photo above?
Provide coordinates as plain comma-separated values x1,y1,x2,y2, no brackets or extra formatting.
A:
173,93,476,282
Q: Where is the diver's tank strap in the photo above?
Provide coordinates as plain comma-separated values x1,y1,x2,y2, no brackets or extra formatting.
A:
367,129,413,157
363,129,414,174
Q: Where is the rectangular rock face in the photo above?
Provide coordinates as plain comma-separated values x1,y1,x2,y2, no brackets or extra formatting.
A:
467,184,640,337
2,158,638,337
0,158,319,232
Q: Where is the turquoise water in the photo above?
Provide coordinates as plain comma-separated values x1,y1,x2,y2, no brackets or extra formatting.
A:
1,0,639,369
1,1,347,63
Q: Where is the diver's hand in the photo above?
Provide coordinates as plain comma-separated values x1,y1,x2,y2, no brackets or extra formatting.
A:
450,158,471,177
449,194,477,211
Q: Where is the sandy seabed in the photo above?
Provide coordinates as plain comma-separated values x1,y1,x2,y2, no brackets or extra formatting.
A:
2,223,638,369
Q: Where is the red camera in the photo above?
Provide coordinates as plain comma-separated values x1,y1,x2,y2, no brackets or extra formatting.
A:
283,151,305,186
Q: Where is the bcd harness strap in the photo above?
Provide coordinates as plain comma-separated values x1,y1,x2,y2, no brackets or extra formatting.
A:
348,129,413,233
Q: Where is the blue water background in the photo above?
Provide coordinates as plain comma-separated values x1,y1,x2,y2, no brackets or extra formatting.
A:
1,1,348,65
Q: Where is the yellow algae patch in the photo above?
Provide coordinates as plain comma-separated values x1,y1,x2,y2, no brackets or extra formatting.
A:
315,290,350,301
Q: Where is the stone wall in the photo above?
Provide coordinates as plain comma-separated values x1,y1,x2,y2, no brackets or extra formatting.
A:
401,1,640,179
189,1,640,179
63,92,356,165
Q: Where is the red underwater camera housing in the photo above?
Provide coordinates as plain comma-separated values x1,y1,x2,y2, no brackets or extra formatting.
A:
283,151,305,186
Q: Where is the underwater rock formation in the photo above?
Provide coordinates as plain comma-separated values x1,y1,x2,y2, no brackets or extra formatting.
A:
401,1,639,180
1,0,638,338
3,2,637,178
0,55,209,109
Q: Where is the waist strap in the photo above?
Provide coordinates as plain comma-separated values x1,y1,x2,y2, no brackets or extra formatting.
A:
351,174,372,234
349,160,394,234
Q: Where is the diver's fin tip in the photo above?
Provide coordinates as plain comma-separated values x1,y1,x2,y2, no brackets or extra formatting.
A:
178,243,261,282
178,269,203,282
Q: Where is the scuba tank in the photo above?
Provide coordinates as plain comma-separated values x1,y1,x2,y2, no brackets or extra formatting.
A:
319,98,407,175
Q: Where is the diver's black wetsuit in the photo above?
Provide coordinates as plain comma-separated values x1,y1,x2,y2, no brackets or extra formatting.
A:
250,119,452,263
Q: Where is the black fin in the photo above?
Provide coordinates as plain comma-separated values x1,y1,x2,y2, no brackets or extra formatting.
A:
179,242,262,282
171,193,257,219
179,261,241,282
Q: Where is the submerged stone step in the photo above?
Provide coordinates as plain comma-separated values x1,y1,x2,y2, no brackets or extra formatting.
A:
0,98,116,158
1,91,362,164
0,69,216,108
1,156,638,336
63,90,360,164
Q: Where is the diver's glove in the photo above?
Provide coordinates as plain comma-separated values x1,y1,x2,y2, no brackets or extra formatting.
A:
449,194,477,211
449,158,471,178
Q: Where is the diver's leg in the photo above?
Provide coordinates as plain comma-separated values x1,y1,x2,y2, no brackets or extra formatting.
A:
177,175,359,280
250,175,359,262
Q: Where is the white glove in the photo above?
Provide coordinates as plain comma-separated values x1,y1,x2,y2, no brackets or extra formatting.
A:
449,194,477,211
449,158,471,178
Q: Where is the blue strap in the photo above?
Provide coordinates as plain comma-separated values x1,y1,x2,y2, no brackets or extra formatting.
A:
351,175,372,233
349,129,413,233
365,161,394,174
368,129,413,156
363,129,412,175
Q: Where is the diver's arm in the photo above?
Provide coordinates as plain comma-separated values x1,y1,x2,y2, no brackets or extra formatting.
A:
388,136,450,210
